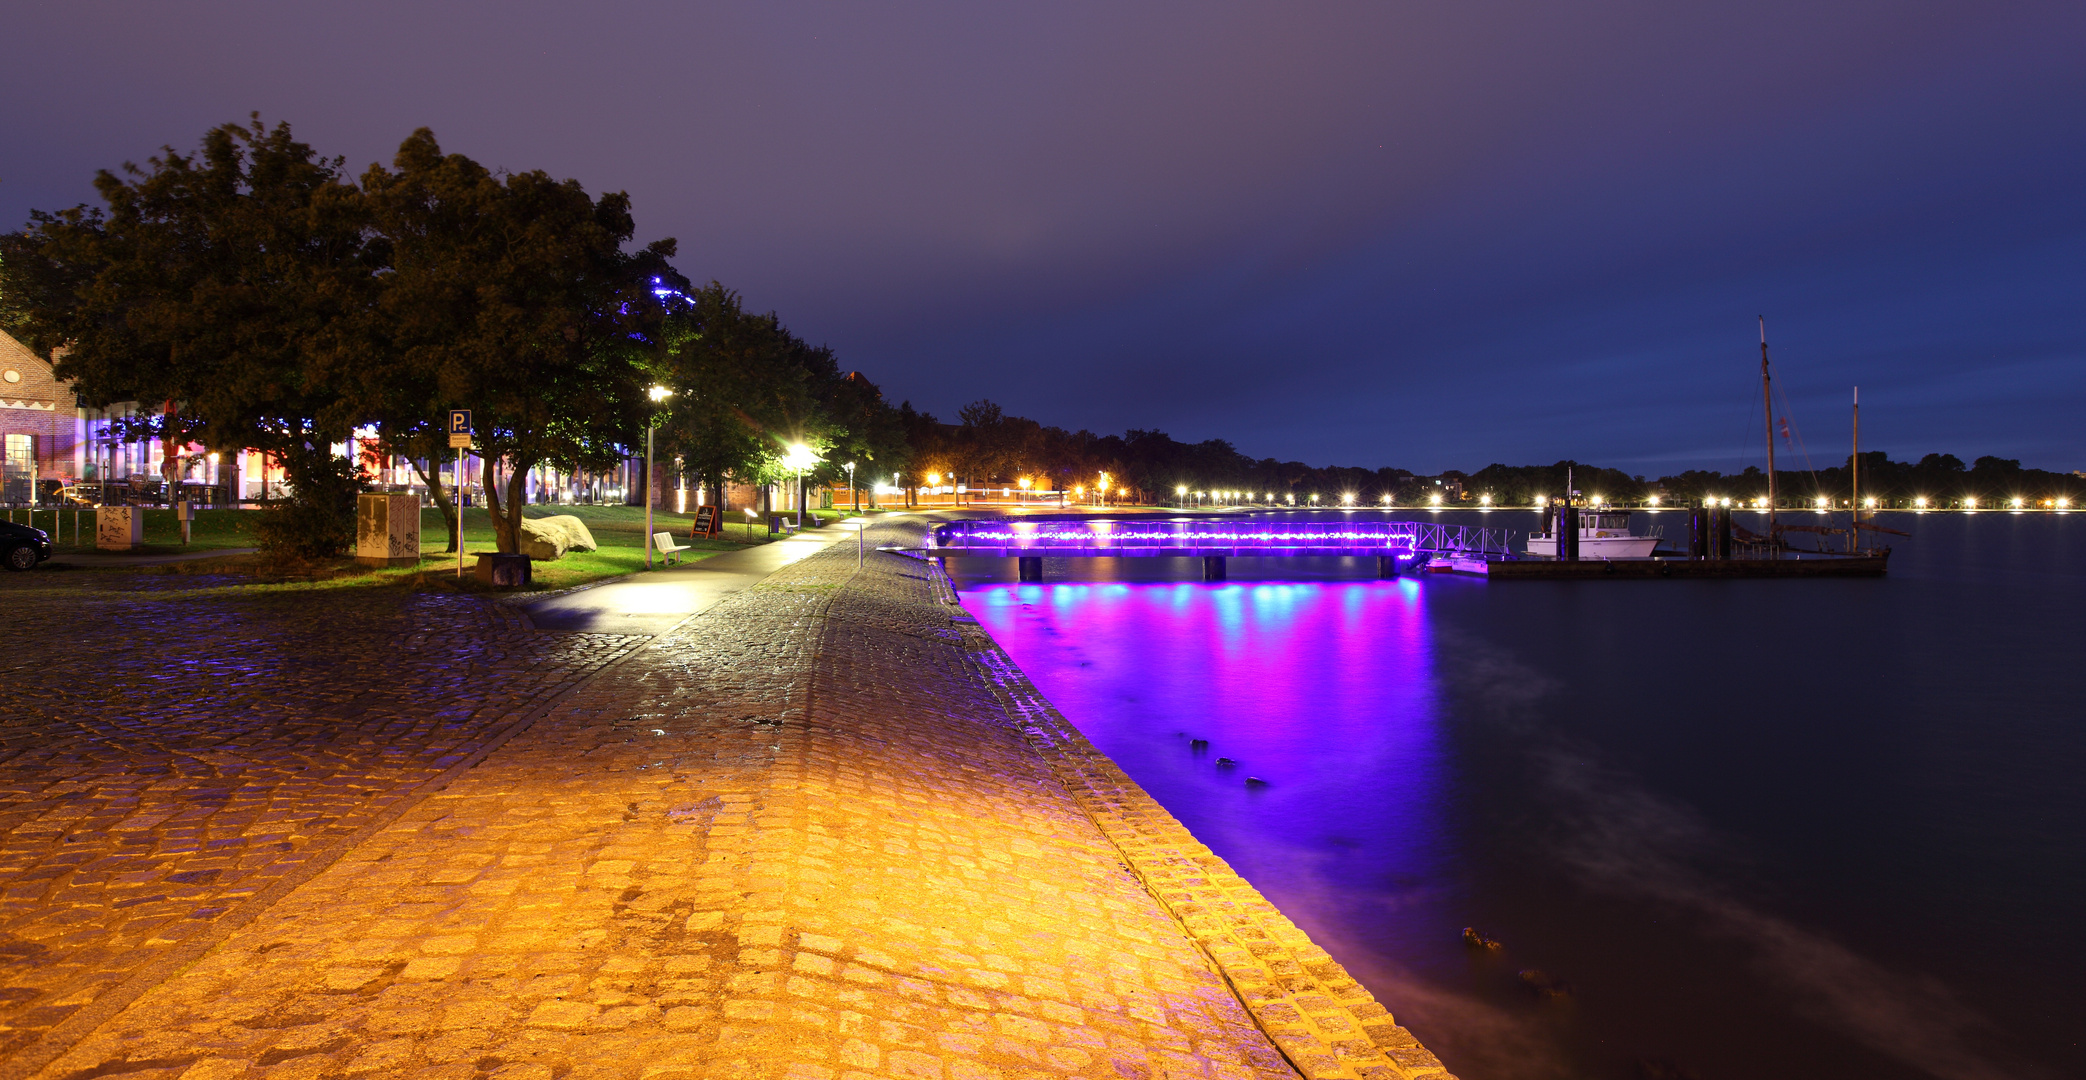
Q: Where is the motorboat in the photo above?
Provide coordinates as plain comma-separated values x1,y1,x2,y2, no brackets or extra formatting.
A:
1525,509,1660,559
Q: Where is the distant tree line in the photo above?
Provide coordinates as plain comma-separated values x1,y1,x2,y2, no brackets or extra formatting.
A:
901,400,2082,508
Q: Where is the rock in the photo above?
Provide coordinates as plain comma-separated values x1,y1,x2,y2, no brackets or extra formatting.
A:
1462,927,1503,951
1214,757,1237,767
1244,776,1268,787
1517,968,1572,998
1189,739,1209,751
519,515,599,561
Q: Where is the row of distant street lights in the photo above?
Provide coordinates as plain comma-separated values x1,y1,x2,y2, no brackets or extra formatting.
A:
1163,486,2075,511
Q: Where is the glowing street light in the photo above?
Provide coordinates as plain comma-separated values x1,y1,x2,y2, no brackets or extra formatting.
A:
1428,493,1443,506
1914,496,1928,508
1963,496,1978,510
1864,496,1878,508
1646,495,1660,507
1341,492,1355,506
1815,495,1829,509
644,385,674,569
1479,494,1492,506
2010,496,2024,509
782,442,820,528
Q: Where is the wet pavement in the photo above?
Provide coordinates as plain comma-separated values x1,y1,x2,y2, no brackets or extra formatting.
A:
2,522,1450,1080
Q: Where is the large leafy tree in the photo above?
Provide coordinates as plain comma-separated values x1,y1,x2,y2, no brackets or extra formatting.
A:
0,117,377,554
652,283,832,509
356,129,678,554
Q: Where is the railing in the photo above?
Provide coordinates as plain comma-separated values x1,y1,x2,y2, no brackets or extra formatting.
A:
927,518,1519,557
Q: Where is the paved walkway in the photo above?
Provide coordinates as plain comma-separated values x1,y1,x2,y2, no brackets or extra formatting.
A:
42,547,258,568
5,520,1451,1080
524,526,857,636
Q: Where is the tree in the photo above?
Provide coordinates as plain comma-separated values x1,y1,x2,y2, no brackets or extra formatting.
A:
357,129,676,555
653,284,839,510
0,116,378,556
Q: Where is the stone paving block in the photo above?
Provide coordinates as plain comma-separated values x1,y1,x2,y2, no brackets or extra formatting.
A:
10,524,1454,1080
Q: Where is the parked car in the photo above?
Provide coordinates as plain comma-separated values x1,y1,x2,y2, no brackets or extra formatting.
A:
1,521,52,571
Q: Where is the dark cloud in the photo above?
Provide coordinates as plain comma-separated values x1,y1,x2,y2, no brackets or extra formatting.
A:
5,1,2080,469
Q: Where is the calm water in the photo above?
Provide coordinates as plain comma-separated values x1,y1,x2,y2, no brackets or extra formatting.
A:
956,511,2082,1080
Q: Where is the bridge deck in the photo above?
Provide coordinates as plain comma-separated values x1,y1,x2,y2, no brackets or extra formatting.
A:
910,545,1414,558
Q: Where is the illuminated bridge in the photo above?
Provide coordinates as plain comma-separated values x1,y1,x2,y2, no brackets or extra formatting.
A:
917,517,1517,581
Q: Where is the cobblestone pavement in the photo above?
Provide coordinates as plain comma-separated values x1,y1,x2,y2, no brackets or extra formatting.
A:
0,573,646,1068
13,526,1454,1080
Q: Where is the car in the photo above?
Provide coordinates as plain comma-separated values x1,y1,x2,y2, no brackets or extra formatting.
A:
2,521,53,571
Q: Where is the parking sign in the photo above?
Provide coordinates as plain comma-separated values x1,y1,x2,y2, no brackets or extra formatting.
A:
448,410,472,449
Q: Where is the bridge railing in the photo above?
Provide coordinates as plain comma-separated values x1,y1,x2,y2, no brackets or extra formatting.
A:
928,518,1520,556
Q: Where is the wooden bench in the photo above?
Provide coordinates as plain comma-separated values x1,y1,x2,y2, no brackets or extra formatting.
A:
653,531,693,565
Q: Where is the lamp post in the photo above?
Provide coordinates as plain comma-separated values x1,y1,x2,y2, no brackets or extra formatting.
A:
845,461,858,513
784,442,819,528
645,385,672,569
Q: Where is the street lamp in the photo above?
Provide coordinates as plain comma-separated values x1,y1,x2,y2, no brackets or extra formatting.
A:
845,461,858,513
783,442,820,527
645,385,673,569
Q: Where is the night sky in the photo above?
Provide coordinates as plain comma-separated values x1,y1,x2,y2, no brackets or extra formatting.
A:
5,2,2081,473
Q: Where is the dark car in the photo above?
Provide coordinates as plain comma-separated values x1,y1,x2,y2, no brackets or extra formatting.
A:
2,521,53,571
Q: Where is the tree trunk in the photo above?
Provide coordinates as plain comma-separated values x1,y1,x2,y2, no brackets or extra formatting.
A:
411,458,458,553
481,454,539,555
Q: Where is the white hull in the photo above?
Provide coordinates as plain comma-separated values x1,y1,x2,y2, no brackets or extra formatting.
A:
1524,534,1660,559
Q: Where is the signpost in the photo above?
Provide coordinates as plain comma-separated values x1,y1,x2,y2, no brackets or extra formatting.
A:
692,504,720,538
449,410,471,579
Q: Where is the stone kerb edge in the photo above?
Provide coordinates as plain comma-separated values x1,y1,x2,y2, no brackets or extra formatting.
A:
929,569,1456,1080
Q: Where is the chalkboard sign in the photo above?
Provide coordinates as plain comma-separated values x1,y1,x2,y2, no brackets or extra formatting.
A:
692,505,721,537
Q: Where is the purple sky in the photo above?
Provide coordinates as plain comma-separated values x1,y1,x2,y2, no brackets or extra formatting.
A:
5,2,2081,472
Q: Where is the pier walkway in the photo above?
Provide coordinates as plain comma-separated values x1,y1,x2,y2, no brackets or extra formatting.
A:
3,520,1451,1080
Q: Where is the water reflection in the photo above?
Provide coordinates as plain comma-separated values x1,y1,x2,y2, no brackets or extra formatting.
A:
960,518,2076,1080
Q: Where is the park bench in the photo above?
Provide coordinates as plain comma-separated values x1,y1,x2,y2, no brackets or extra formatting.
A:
653,531,692,565
768,515,799,536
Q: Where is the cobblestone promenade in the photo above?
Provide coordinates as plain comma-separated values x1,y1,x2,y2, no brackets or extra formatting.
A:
3,529,1453,1080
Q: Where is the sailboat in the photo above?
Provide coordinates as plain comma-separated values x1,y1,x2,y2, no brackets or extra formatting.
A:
1740,321,1903,560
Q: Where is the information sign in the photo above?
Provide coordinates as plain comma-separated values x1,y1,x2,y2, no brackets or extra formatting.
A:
447,409,472,449
692,505,721,537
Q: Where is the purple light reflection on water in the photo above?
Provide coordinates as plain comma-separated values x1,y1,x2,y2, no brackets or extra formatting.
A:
965,579,1465,1011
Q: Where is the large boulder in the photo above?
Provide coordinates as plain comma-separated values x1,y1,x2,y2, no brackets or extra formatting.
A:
519,515,598,560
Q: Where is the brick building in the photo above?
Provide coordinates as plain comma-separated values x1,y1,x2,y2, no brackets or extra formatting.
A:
0,330,82,503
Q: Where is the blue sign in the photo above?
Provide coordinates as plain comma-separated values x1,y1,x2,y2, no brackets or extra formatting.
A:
449,409,471,434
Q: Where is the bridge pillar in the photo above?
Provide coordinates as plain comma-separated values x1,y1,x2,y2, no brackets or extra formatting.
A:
1017,556,1043,582
1201,556,1227,581
1377,555,1400,578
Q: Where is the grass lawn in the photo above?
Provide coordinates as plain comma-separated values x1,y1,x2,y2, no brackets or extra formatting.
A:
13,502,865,594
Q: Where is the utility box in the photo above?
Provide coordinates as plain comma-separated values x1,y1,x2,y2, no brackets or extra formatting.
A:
96,506,144,551
355,492,422,567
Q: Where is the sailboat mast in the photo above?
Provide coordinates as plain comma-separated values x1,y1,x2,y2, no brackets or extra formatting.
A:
1850,386,1860,553
1760,317,1776,545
